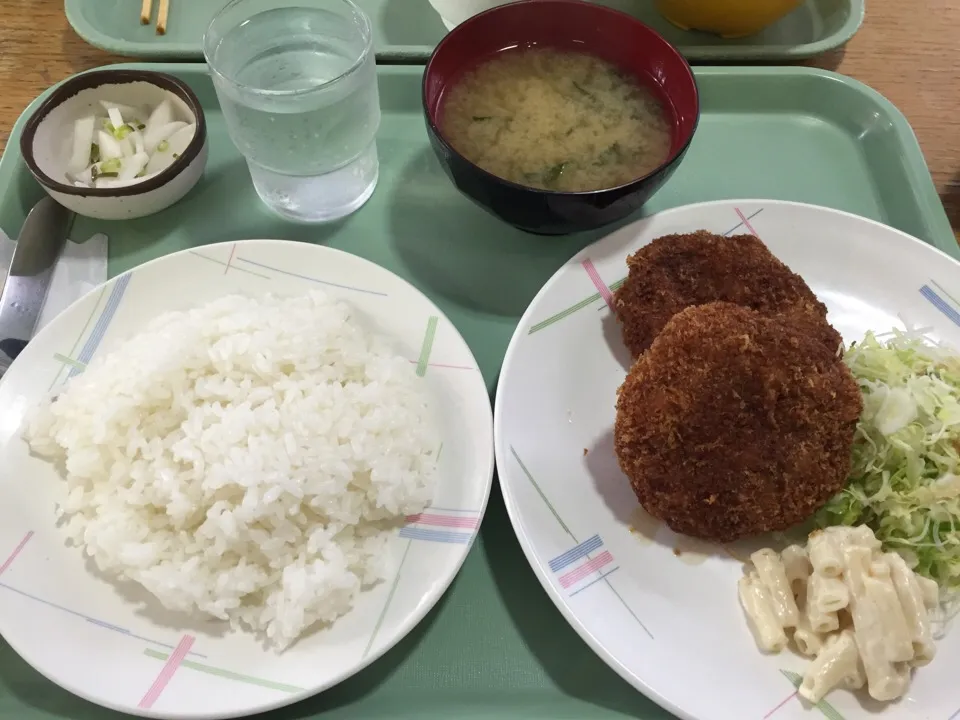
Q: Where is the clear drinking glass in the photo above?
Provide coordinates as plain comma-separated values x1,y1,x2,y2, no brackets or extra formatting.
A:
203,0,381,223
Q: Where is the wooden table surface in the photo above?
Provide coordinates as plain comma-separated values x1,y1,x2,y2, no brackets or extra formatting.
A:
0,0,957,241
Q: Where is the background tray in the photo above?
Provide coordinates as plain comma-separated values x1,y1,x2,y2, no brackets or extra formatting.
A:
64,0,865,63
0,62,954,720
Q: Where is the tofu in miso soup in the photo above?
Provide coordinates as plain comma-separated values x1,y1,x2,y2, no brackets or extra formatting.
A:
440,47,673,192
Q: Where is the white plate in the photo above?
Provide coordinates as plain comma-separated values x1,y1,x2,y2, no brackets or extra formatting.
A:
0,240,494,719
493,200,960,720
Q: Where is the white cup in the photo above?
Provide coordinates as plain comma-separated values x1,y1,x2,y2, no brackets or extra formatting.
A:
428,0,515,30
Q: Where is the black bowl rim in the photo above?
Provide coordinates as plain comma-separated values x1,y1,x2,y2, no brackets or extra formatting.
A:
20,69,208,199
422,0,701,198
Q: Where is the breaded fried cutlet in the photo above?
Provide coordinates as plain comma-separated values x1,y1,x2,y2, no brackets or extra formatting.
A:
612,231,841,357
614,302,862,543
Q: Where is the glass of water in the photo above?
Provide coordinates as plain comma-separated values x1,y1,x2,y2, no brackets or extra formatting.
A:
204,0,381,223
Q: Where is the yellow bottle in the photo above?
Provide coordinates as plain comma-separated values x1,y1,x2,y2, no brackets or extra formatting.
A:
655,0,803,39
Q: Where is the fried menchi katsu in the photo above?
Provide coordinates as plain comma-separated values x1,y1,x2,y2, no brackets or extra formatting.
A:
614,302,862,543
612,231,841,358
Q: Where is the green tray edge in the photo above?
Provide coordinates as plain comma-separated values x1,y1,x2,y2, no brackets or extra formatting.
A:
0,62,951,259
63,0,865,63
0,60,955,720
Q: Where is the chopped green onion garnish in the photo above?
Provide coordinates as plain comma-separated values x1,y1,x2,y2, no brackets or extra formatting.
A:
100,157,121,174
135,122,146,130
572,81,593,99
543,161,568,186
98,171,119,178
172,152,180,159
103,120,115,133
114,124,133,139
157,140,170,152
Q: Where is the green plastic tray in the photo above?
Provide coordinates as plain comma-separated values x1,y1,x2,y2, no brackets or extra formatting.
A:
0,62,954,719
64,0,864,63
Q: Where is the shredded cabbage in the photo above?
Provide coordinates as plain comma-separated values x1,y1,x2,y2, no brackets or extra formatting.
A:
815,329,960,590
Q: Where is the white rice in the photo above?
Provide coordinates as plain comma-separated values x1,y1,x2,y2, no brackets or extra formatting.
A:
24,290,439,649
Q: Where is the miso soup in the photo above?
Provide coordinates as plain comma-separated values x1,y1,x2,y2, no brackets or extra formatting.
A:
440,47,673,193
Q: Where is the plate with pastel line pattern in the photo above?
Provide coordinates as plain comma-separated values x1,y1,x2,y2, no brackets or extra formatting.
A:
0,239,493,719
494,199,960,720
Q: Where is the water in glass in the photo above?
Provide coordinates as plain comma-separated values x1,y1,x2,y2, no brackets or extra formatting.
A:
205,2,381,222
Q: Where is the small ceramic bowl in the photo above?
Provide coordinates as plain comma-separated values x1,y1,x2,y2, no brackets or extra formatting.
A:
422,0,699,236
20,69,208,221
655,0,803,38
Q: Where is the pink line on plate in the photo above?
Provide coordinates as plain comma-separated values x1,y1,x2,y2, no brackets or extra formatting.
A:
762,690,798,719
406,513,479,529
138,635,195,709
406,359,476,371
0,532,34,577
581,259,615,310
734,207,759,237
559,551,614,588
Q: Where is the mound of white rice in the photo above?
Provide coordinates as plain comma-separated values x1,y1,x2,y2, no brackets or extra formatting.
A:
25,290,439,649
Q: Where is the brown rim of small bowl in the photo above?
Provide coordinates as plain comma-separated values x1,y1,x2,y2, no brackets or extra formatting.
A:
20,69,207,198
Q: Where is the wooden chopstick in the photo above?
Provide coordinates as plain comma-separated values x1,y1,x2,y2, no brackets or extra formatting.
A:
140,0,168,35
157,0,170,35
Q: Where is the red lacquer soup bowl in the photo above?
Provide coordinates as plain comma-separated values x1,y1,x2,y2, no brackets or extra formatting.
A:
422,0,700,235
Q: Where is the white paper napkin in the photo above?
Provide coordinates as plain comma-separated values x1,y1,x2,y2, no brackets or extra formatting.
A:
0,230,108,336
